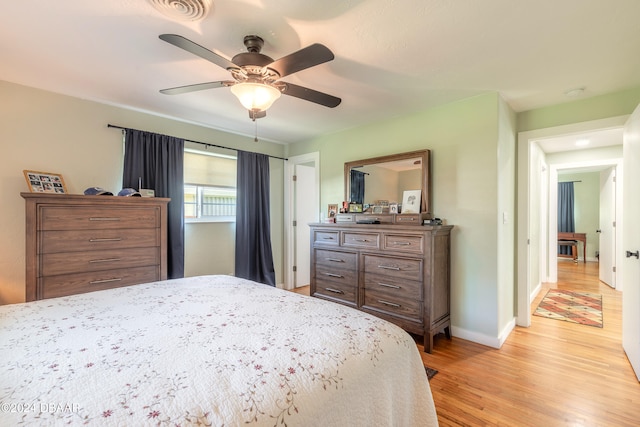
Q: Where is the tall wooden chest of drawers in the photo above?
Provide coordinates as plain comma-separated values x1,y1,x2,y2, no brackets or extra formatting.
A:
310,222,453,353
22,193,169,301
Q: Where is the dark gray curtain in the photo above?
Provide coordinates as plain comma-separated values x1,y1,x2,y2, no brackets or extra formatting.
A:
235,151,275,286
123,129,185,278
350,170,366,204
558,182,575,255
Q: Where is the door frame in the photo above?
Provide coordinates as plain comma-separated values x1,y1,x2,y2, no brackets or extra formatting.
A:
598,166,618,288
283,152,320,290
547,159,622,284
622,103,640,380
516,115,628,326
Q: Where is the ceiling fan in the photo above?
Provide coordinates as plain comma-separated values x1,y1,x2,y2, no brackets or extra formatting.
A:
159,34,342,120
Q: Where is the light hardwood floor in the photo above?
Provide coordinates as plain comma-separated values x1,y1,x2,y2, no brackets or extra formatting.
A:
293,261,640,426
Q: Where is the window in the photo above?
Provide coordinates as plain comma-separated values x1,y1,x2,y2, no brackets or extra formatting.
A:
184,149,237,223
184,184,236,221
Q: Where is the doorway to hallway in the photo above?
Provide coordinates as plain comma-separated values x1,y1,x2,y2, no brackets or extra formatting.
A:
516,115,627,327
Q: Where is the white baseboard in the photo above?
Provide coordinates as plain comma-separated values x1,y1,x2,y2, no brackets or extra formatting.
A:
530,282,542,304
450,318,516,350
451,327,498,349
498,318,516,347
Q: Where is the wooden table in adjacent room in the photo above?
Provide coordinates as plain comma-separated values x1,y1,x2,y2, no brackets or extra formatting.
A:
558,231,587,262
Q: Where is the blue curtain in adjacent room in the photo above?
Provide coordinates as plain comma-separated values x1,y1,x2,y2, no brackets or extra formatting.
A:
350,170,366,204
122,129,185,278
235,151,276,286
557,182,575,255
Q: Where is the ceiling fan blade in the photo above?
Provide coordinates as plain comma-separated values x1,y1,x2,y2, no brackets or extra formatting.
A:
281,82,341,108
160,81,234,95
268,44,335,78
159,34,238,71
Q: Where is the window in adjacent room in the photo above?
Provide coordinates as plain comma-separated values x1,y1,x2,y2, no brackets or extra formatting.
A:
184,149,237,223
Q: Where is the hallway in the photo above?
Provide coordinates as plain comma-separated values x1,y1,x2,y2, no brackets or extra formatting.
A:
424,260,640,426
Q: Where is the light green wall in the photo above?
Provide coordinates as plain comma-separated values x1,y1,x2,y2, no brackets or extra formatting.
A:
497,96,517,334
288,93,509,341
547,145,623,165
0,80,286,304
518,86,640,132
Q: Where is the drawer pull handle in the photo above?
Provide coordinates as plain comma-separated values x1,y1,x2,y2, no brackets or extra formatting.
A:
378,299,401,308
326,258,344,263
377,265,401,271
355,239,370,242
378,282,401,289
89,238,123,242
393,242,411,246
89,217,121,221
324,273,344,278
325,287,345,294
90,278,123,285
322,236,335,240
89,258,121,263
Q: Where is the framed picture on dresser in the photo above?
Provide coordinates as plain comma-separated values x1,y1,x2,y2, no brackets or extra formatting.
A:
401,190,421,214
23,170,67,194
328,203,338,218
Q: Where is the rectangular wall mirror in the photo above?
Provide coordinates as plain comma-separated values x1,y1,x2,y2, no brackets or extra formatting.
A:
344,150,431,215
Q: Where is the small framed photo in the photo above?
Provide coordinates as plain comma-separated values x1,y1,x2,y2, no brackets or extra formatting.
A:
348,203,363,213
372,206,383,214
23,170,68,194
401,190,421,214
389,203,398,214
328,204,338,218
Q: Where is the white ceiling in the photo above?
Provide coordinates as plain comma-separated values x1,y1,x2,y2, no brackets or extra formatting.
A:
536,127,624,154
2,0,640,144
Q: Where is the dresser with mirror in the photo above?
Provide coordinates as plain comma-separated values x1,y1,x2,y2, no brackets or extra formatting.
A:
310,150,452,353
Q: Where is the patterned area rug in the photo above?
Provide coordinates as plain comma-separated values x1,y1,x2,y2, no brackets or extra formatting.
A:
534,289,603,327
425,366,438,380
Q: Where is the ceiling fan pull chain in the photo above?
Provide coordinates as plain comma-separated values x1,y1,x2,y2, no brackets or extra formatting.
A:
254,117,259,142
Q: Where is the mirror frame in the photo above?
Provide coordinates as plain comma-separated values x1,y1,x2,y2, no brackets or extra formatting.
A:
344,149,431,215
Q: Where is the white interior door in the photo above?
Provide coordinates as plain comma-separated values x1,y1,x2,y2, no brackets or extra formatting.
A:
599,167,616,287
622,104,640,381
294,164,316,288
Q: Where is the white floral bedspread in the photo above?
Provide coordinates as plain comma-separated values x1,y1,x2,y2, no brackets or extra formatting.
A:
0,275,438,426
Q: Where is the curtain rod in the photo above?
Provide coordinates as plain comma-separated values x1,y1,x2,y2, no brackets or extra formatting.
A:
107,124,288,161
559,180,582,183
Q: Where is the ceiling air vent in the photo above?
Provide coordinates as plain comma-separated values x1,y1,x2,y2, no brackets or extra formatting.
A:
148,0,212,21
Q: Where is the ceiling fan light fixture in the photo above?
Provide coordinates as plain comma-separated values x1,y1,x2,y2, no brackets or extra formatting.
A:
230,82,281,113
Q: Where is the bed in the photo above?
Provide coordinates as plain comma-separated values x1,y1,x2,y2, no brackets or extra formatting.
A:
0,275,438,426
